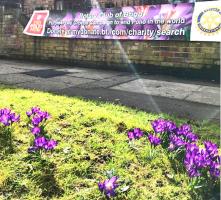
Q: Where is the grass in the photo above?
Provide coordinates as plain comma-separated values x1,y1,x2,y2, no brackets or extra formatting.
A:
0,85,220,200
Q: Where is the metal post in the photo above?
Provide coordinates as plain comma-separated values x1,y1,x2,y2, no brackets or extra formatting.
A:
0,5,4,53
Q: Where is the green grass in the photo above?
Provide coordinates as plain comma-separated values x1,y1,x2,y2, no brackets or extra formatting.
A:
0,85,220,200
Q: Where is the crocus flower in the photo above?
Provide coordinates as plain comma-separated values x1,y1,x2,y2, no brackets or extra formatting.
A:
176,124,192,136
34,137,47,148
27,107,51,121
44,139,58,150
30,137,57,153
127,128,143,140
31,127,41,135
134,128,144,138
186,166,201,177
204,141,219,158
26,107,40,117
0,114,10,126
40,111,51,120
10,113,20,123
148,134,161,147
127,131,135,140
0,108,20,126
31,117,42,126
31,107,41,115
184,150,202,177
166,121,177,133
168,135,186,151
210,162,221,178
186,132,198,143
151,119,167,133
0,108,10,115
185,143,199,153
98,176,119,198
26,110,32,117
151,119,177,134
183,143,220,178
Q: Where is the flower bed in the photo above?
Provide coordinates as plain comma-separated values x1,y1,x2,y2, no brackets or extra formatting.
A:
0,86,220,199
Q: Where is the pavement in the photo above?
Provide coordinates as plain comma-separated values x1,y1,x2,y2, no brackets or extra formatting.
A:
0,59,220,122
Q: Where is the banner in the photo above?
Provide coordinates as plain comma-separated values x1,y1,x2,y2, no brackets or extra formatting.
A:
23,1,221,42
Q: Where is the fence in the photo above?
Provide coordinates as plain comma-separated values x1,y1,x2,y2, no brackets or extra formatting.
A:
21,0,214,17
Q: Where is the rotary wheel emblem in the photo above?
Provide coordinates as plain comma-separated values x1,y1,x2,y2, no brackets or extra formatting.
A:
197,8,221,35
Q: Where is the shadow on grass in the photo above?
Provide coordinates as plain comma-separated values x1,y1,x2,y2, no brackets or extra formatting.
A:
24,156,64,199
167,154,220,200
188,181,220,200
0,127,14,157
0,179,29,199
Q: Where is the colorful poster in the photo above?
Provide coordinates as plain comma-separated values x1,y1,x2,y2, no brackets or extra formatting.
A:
23,1,221,41
23,10,49,36
191,1,221,42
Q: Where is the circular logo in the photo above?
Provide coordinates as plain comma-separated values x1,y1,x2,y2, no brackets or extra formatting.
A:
197,8,221,34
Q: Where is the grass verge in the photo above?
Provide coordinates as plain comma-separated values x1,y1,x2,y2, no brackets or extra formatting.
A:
0,85,220,200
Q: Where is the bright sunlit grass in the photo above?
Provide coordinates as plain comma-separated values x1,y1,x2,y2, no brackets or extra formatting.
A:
0,85,219,199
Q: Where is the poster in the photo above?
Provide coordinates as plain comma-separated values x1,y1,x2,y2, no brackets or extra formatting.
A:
23,1,221,42
190,1,221,42
23,10,49,36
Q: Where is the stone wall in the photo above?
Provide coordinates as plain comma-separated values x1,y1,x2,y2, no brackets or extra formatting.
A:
0,8,220,80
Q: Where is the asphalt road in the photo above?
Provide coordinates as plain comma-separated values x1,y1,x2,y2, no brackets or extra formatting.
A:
0,59,220,122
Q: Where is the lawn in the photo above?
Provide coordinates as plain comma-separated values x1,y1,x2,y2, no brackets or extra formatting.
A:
0,85,220,200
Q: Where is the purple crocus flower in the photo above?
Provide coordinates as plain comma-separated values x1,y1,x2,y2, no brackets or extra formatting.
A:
151,119,177,134
176,124,192,136
31,127,41,135
168,135,186,151
194,153,207,168
187,167,201,177
127,131,135,140
27,107,50,119
183,143,217,178
40,111,51,120
44,139,58,150
133,128,144,138
184,152,202,177
0,108,20,126
31,107,41,114
0,108,10,115
148,134,161,147
204,141,219,158
166,121,177,133
30,137,58,152
210,162,221,178
0,114,10,126
32,117,42,126
98,176,119,198
127,128,143,140
186,132,198,143
34,137,47,148
10,113,20,123
185,143,199,153
26,107,40,117
151,119,167,133
27,107,50,127
26,111,32,117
